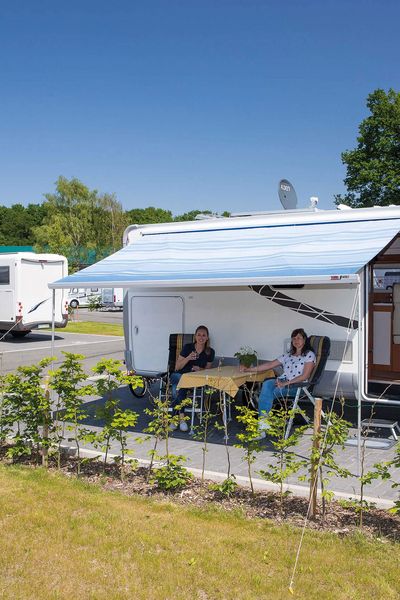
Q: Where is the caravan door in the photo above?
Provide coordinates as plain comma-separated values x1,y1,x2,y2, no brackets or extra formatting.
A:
130,296,184,373
0,260,15,323
369,265,400,380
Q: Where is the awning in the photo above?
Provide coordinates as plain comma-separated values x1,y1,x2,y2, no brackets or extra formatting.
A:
49,215,400,289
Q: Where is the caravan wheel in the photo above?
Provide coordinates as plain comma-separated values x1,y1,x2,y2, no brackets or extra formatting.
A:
129,376,148,398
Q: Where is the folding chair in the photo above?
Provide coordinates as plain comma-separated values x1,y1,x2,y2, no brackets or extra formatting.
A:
284,335,331,439
158,333,204,432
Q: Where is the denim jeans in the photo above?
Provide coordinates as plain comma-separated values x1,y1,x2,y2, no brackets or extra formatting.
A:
258,378,301,417
169,372,188,413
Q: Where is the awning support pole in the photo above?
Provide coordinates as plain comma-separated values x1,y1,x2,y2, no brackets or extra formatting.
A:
51,289,55,361
356,274,365,476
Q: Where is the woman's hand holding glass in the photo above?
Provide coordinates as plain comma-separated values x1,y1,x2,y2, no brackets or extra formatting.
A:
189,350,200,371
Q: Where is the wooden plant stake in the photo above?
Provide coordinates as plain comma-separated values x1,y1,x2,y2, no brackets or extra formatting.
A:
309,398,322,518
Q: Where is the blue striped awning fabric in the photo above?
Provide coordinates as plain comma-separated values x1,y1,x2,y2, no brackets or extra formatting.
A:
50,216,400,288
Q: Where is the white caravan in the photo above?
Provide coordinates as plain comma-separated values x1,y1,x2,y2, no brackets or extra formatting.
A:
0,252,68,337
67,287,101,308
101,287,124,309
49,204,400,407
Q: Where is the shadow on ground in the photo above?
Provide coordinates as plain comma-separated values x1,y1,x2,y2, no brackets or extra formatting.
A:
72,382,400,449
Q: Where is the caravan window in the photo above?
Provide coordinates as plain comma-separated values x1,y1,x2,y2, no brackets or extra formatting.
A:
373,268,400,290
384,270,400,290
0,266,10,285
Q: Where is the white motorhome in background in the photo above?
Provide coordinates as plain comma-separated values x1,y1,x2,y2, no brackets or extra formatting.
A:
49,204,400,407
67,287,100,308
101,287,124,309
0,252,68,337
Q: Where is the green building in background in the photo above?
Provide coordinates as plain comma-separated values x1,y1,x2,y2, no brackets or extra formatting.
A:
0,246,34,253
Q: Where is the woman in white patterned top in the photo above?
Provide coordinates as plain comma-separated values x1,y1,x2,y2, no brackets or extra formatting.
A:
242,328,315,439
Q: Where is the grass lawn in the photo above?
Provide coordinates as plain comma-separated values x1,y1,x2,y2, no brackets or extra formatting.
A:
0,465,399,600
56,321,123,336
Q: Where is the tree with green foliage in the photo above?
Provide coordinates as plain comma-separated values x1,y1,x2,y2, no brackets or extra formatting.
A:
335,88,400,208
91,193,128,254
258,407,308,515
234,405,265,495
389,442,400,514
50,352,95,473
91,358,138,478
0,203,46,246
174,209,211,221
300,410,351,519
33,176,126,269
125,206,173,225
33,176,96,260
192,388,218,485
125,207,230,225
2,358,54,462
174,209,231,221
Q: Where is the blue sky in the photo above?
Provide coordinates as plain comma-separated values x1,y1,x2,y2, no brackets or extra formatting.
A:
1,0,399,215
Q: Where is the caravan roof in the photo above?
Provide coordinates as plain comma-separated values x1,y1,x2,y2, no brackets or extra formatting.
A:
49,206,400,290
0,252,67,263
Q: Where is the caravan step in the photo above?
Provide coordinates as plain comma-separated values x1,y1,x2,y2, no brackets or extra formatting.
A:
361,418,400,440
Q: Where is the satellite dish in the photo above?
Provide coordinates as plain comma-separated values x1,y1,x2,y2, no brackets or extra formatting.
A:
278,179,298,210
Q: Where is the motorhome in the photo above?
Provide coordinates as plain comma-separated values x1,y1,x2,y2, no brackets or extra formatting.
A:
101,287,124,310
49,204,400,408
67,287,101,308
0,252,68,337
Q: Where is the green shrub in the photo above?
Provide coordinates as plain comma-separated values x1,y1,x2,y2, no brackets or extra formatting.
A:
152,454,193,491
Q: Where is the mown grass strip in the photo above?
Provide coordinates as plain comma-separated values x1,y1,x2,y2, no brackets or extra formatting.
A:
0,465,399,600
57,321,123,336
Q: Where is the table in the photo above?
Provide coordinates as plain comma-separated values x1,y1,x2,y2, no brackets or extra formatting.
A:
177,365,275,438
178,365,274,398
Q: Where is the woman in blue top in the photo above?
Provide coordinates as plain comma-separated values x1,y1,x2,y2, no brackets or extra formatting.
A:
242,328,315,439
170,325,215,432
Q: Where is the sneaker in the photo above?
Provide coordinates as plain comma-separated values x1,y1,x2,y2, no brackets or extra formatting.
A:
254,430,266,441
259,417,270,432
179,420,189,432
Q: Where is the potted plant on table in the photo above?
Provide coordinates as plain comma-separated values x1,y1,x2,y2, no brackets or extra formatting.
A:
234,346,258,368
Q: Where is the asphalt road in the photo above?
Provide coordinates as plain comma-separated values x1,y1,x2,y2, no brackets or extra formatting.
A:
0,330,125,374
70,307,124,325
